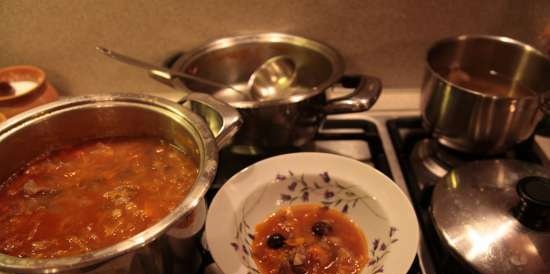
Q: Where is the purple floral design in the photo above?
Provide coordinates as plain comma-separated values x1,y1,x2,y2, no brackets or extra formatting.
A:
230,212,259,273
277,170,378,216
230,170,395,274
366,226,399,273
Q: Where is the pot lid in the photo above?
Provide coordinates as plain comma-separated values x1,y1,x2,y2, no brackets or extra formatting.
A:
431,160,550,274
169,33,345,109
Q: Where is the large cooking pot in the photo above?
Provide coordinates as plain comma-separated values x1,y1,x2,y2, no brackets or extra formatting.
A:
431,160,550,274
165,33,381,154
0,93,241,273
421,35,550,155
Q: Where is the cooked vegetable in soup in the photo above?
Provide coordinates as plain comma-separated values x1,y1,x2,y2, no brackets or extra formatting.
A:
252,204,368,274
0,137,198,258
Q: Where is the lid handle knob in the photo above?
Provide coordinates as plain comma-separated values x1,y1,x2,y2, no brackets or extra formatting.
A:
514,176,550,231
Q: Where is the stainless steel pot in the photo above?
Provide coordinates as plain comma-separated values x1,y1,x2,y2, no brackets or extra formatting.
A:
164,33,381,153
421,35,550,155
0,93,241,273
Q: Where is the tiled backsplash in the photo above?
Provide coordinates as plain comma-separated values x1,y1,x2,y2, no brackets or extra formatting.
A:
1,0,549,100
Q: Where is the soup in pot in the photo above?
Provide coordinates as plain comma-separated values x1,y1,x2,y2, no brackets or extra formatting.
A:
0,137,198,258
444,68,537,98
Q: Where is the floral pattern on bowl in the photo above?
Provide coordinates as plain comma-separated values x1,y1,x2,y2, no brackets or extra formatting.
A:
230,171,398,274
206,152,419,274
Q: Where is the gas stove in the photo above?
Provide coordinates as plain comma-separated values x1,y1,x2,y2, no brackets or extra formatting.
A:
385,116,547,274
192,115,422,274
152,87,550,274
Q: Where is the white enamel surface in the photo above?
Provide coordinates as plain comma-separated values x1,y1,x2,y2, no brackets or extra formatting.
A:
206,152,419,274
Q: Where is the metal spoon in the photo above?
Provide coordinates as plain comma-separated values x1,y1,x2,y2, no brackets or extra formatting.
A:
96,46,248,95
248,55,297,101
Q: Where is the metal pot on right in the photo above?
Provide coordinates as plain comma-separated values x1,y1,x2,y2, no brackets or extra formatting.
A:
421,35,550,155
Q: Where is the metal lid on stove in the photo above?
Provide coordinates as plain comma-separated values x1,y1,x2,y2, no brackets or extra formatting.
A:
431,160,550,274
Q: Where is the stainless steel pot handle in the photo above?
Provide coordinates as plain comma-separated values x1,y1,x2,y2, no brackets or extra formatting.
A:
180,93,242,148
323,74,382,114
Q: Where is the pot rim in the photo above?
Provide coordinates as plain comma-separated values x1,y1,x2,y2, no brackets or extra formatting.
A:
426,34,550,102
0,93,218,273
170,32,345,109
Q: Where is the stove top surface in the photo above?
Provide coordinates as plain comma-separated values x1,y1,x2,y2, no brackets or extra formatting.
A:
164,112,548,274
186,117,422,274
386,117,546,274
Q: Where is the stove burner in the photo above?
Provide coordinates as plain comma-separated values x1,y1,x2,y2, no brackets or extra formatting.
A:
388,117,545,274
411,139,461,188
410,136,542,191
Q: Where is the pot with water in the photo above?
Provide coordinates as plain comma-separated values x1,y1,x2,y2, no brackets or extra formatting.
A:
421,35,550,155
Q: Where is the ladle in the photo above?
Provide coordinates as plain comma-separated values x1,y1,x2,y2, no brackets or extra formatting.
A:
248,55,297,101
96,47,296,101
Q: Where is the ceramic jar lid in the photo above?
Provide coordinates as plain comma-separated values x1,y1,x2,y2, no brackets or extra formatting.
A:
0,65,59,119
0,65,45,101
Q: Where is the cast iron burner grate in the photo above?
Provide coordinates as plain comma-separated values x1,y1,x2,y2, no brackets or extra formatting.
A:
207,118,393,193
176,118,422,274
387,117,543,274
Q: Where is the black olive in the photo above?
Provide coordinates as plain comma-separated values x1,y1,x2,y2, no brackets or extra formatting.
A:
291,265,306,274
267,233,286,249
312,221,332,237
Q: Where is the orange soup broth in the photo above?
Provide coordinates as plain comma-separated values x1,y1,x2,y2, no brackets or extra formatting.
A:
252,204,368,274
0,137,198,258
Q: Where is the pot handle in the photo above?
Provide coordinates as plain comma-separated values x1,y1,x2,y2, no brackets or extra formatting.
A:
323,74,382,114
180,93,242,148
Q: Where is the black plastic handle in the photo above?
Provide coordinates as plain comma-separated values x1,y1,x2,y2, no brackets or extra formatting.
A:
514,176,550,231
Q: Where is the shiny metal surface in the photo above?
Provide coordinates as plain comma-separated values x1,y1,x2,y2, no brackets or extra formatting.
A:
0,93,241,273
410,139,460,190
323,75,381,114
333,102,550,274
170,32,345,108
421,35,550,155
431,160,550,274
248,55,297,101
96,46,248,96
168,33,381,152
184,92,242,148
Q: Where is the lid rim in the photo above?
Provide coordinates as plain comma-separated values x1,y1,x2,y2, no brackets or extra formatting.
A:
431,160,550,274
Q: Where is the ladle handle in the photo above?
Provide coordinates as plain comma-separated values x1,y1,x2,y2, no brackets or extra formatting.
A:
96,46,173,80
323,74,382,114
514,176,550,231
180,93,242,148
96,46,244,94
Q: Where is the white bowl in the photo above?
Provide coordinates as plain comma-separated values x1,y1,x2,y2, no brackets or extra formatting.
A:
206,152,419,274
